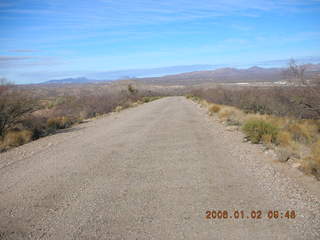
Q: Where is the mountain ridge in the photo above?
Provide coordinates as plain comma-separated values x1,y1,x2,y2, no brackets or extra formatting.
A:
41,64,320,85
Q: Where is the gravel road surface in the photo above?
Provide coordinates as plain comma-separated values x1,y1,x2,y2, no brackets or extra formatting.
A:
1,96,319,239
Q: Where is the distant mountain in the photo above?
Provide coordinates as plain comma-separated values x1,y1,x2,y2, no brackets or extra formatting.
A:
136,64,320,85
87,64,217,79
40,63,320,85
40,64,217,84
42,77,97,84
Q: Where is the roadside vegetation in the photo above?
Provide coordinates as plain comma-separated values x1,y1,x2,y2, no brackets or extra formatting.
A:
187,95,320,180
186,61,320,180
0,80,168,152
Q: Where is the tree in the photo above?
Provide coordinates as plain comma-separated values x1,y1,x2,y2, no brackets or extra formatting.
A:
0,78,13,95
0,80,36,137
283,59,307,85
127,84,138,95
283,60,320,119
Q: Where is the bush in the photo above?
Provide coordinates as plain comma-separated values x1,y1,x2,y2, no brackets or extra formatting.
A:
304,140,320,179
287,122,314,144
2,130,32,148
261,134,273,145
142,96,162,103
186,95,201,102
0,90,36,137
47,116,72,131
242,119,279,144
209,104,221,113
276,131,293,147
190,86,320,119
218,107,246,126
21,116,48,140
114,106,123,112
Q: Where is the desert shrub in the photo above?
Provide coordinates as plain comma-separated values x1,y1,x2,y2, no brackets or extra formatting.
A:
187,95,201,102
2,130,32,148
261,134,273,145
276,131,293,147
142,96,162,103
209,104,221,113
312,120,320,133
190,86,320,119
0,82,174,151
47,116,72,131
218,107,246,125
21,116,49,140
287,122,315,144
242,119,279,144
114,106,123,112
0,90,36,137
265,115,289,129
304,140,320,179
142,96,152,103
128,84,138,94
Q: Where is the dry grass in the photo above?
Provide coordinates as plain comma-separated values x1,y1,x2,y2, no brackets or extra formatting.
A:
115,106,124,112
190,85,320,119
208,104,221,114
303,140,320,179
47,116,72,130
142,96,162,103
261,134,273,145
218,106,246,126
276,131,293,147
265,115,289,129
286,121,317,144
1,130,32,148
187,93,320,180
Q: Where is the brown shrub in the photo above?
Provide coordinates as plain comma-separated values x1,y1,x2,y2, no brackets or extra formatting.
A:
114,106,123,112
47,116,72,130
262,134,273,145
2,130,32,148
287,122,314,144
276,131,293,147
303,140,320,179
0,90,36,137
218,107,246,126
190,86,320,119
209,104,221,113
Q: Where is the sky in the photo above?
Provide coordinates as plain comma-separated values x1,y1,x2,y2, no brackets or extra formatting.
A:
0,0,320,84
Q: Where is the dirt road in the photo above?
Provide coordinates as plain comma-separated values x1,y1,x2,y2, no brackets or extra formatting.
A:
0,97,319,239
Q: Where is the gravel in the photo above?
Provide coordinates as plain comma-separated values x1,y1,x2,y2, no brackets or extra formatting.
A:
0,96,319,239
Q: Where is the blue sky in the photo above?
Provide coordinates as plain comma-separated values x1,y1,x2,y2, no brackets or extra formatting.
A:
0,0,320,83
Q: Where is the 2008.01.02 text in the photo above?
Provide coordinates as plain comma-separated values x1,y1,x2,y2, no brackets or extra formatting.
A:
205,210,296,220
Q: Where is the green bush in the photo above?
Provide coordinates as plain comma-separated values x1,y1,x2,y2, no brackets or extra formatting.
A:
242,119,279,144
